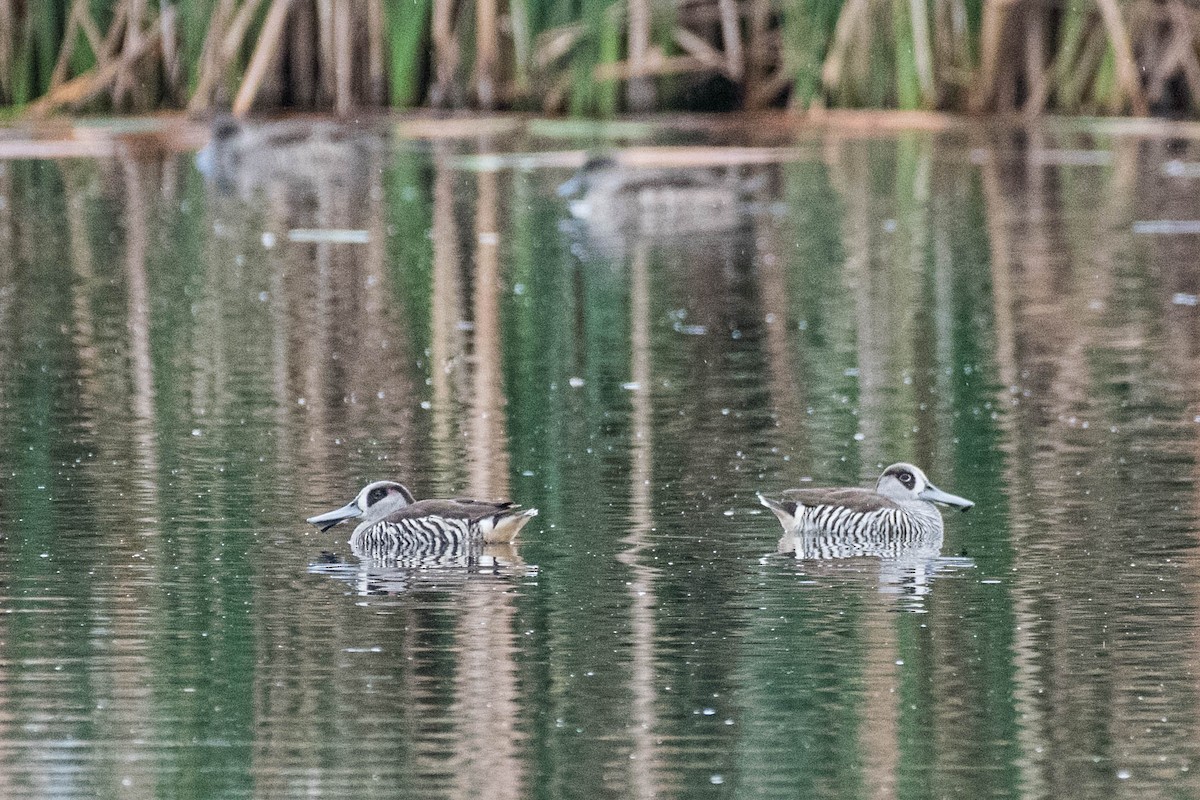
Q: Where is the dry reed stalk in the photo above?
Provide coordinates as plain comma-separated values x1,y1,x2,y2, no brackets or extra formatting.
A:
190,0,269,112
475,0,499,108
1059,17,1107,108
932,0,952,75
749,65,796,108
367,0,385,105
289,0,317,106
595,53,708,80
24,8,167,118
673,28,730,74
1134,3,1161,89
907,0,934,105
114,0,148,107
509,0,531,94
823,0,871,93
0,0,12,98
186,0,235,113
159,0,181,96
1165,1,1200,107
971,0,1017,112
50,0,86,90
740,0,769,107
101,2,129,63
717,0,745,80
1095,0,1148,114
232,0,294,116
224,0,269,68
534,24,584,69
334,0,352,114
316,0,336,105
1023,6,1049,113
949,0,969,68
430,0,460,106
626,0,654,111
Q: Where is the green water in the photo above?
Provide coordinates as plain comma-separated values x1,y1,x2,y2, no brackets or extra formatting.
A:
1,119,1198,799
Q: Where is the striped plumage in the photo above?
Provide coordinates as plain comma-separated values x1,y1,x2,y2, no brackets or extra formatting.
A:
758,463,972,546
307,480,538,555
308,542,530,594
788,522,944,561
350,530,480,565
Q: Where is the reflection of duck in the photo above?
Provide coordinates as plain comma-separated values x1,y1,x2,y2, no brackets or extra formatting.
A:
306,480,538,553
195,117,383,198
774,527,974,608
308,543,535,595
556,155,760,240
758,463,973,539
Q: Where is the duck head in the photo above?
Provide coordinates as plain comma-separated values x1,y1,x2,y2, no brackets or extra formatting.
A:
877,463,974,511
306,480,416,532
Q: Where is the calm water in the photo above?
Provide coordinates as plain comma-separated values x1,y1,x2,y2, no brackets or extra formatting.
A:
1,116,1199,799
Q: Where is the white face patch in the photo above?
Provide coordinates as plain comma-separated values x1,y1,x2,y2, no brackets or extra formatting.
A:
877,464,932,501
356,481,391,511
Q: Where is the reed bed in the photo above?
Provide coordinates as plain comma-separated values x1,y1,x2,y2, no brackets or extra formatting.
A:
2,0,1199,117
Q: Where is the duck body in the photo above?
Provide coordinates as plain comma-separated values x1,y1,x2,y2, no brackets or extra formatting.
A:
350,498,536,549
307,481,538,555
557,155,758,232
758,463,972,543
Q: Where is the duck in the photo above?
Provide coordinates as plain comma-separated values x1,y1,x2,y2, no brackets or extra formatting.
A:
556,154,759,226
306,480,538,552
758,463,973,540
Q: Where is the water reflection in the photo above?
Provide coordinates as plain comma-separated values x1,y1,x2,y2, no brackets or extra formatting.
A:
1,118,1200,798
772,525,976,611
556,154,764,261
309,543,534,595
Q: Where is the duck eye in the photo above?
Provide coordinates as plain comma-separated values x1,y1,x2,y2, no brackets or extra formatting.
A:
899,472,915,488
367,487,388,505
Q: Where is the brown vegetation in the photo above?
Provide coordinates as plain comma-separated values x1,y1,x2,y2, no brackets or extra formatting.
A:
5,1,1200,118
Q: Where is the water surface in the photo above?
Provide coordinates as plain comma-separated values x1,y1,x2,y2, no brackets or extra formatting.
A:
1,117,1199,799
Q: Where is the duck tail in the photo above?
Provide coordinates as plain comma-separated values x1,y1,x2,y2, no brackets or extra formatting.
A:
758,493,799,531
482,507,539,543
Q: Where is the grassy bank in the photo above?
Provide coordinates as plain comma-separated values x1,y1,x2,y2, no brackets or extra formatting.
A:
1,0,1194,118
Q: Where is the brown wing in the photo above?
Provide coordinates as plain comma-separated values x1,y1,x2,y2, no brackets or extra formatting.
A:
385,498,520,523
775,487,901,515
450,496,516,509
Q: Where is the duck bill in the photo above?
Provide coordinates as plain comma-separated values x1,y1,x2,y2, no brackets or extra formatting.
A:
918,484,974,511
306,501,361,532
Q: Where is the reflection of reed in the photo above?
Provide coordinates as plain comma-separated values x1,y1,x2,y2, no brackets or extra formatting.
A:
0,163,11,251
821,134,964,796
62,165,100,432
122,155,160,487
981,129,1076,799
469,168,509,496
102,151,161,786
981,127,1200,798
339,143,419,458
431,146,467,476
616,238,663,798
208,123,427,789
754,192,809,468
0,162,12,799
448,165,525,800
826,136,930,469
